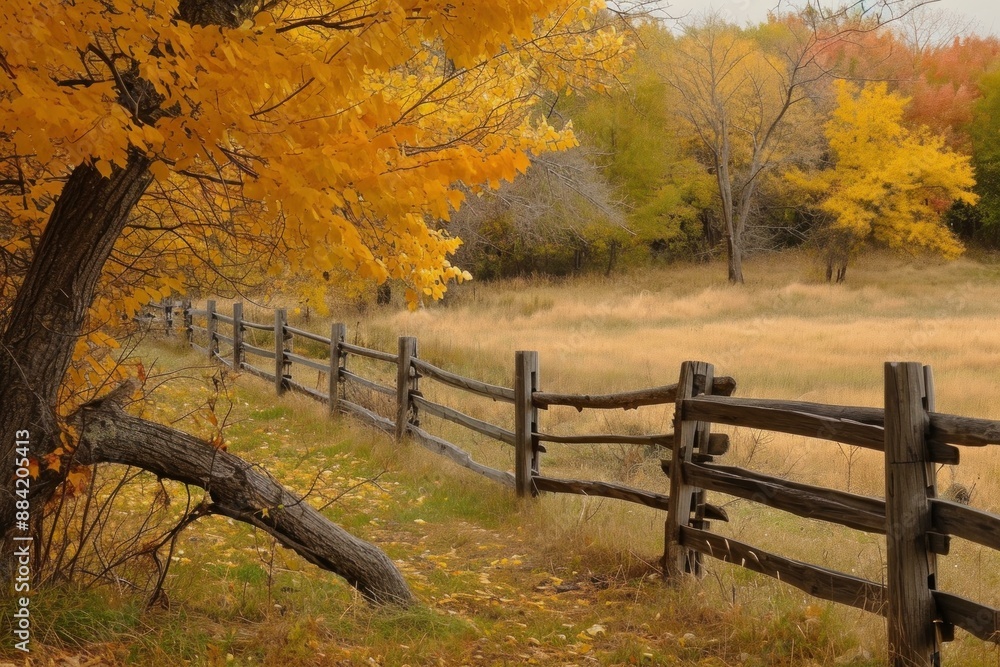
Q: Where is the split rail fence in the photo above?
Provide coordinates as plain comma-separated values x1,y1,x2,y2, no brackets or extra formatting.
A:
147,300,1000,666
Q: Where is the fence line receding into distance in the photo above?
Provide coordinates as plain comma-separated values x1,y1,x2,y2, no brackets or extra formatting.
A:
144,300,1000,667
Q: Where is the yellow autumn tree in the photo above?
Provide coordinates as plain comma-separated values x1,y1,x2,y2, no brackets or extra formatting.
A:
787,81,976,281
0,0,627,603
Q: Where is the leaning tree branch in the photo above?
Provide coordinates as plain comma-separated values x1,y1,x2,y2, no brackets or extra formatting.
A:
72,388,413,606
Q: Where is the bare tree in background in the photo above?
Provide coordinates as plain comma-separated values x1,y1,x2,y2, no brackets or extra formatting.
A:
665,1,936,283
449,147,628,278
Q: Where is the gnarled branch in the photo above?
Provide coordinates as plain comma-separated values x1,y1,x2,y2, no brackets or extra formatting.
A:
72,391,412,606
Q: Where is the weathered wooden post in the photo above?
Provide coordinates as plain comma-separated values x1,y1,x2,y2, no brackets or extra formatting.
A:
664,360,714,578
395,337,419,442
884,361,939,667
514,351,540,498
329,323,346,417
206,300,217,360
164,302,174,336
232,302,244,370
183,299,193,347
274,309,288,395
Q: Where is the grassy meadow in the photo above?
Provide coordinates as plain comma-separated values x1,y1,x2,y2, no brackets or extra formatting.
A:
284,249,1000,664
325,250,1000,505
8,250,1000,666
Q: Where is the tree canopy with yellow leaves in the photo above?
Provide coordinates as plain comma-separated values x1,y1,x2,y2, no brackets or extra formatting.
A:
0,0,627,603
786,80,976,280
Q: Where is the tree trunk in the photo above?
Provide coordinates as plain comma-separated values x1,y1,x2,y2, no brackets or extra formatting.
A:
1,153,154,534
73,393,412,605
605,240,618,277
726,234,744,284
700,209,719,248
715,146,744,284
376,282,392,305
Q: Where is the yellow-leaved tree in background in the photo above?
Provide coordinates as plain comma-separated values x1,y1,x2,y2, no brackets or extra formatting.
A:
0,0,628,603
787,81,977,281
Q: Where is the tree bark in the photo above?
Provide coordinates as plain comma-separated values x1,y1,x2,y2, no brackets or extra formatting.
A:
714,135,745,285
1,152,153,533
72,394,413,605
726,234,744,284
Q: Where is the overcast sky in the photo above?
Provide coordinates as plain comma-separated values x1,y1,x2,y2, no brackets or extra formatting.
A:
657,0,998,38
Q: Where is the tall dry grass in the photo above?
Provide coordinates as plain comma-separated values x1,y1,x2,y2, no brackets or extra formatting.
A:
337,251,1000,498
279,250,1000,663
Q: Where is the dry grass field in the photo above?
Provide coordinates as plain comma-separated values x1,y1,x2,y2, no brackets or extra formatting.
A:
12,250,1000,666
269,249,1000,665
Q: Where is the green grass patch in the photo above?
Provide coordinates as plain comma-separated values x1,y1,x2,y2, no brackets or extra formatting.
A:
28,587,143,647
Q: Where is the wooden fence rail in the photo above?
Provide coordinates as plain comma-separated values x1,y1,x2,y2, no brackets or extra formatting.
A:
146,301,1000,664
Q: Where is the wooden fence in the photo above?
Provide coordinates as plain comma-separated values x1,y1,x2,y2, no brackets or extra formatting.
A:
146,300,1000,666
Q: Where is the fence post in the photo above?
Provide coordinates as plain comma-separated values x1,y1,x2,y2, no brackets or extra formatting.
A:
920,366,951,641
395,336,418,442
330,323,346,417
232,302,243,370
164,302,174,336
884,361,939,667
183,299,193,347
206,300,217,360
514,351,539,498
274,309,288,395
664,360,714,579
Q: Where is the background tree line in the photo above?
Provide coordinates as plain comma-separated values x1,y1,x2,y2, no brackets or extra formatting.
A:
449,5,1000,284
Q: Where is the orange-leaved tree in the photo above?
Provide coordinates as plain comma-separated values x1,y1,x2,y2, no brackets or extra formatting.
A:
0,0,627,604
785,81,976,281
817,20,1000,152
